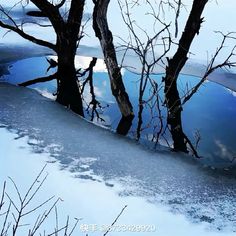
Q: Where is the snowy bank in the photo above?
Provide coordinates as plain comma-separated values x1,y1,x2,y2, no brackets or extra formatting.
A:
0,83,236,235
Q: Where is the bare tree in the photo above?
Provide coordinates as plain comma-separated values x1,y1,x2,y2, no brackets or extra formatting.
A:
0,165,80,236
163,0,208,152
117,0,210,156
163,1,236,155
117,0,171,141
0,0,85,116
115,0,236,158
92,0,134,135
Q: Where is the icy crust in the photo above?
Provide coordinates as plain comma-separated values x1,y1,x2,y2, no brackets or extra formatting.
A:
0,83,236,233
2,128,236,236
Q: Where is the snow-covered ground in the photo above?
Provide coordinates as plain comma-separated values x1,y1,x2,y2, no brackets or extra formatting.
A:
0,83,236,236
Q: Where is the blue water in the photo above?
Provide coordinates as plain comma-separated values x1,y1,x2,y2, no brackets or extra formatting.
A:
2,56,236,168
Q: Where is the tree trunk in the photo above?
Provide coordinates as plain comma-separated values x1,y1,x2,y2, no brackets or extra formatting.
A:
163,0,208,152
164,63,188,152
56,39,84,117
55,1,85,117
0,0,85,117
93,0,134,135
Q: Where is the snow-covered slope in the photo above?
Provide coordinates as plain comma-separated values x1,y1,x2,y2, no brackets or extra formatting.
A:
0,82,236,235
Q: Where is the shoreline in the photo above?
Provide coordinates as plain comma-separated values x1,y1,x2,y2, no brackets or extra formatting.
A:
0,44,236,93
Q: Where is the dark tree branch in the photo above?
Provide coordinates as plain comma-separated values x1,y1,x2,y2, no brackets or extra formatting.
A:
55,0,67,9
174,0,182,38
183,133,200,158
104,205,127,236
0,20,56,50
80,57,97,94
118,0,171,141
30,0,65,33
26,11,47,17
182,32,236,105
18,73,57,87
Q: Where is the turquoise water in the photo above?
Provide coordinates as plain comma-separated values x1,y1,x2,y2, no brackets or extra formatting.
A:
2,56,236,168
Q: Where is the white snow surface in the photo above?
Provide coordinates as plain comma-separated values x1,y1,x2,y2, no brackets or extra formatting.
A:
0,83,236,236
